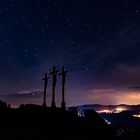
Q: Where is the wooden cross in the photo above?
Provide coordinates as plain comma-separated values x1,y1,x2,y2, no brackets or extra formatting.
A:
59,66,68,110
43,73,49,107
50,66,59,109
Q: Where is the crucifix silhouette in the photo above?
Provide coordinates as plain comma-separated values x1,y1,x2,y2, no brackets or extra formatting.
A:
59,66,68,110
50,66,58,109
43,73,49,107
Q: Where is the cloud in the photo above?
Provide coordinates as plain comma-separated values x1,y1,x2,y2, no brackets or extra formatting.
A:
0,90,43,107
83,64,140,105
85,87,140,105
95,64,140,88
129,86,140,91
6,90,43,98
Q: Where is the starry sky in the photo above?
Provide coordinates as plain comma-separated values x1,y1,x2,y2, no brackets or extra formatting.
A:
0,0,140,107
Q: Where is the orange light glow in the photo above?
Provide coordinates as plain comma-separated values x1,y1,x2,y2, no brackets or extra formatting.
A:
89,89,140,105
133,114,140,118
97,110,112,114
114,107,127,113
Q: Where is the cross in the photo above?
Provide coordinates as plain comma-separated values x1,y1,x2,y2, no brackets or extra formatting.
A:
43,73,49,107
59,66,68,110
50,66,59,109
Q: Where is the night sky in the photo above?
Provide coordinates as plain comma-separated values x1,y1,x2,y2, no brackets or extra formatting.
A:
0,0,140,107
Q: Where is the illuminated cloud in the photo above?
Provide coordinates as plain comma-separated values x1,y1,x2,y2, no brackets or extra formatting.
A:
86,88,140,105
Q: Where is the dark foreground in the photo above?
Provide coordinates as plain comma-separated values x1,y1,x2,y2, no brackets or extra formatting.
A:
0,104,139,140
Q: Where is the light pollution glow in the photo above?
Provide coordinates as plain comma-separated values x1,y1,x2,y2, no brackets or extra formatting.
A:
86,89,140,105
4,88,140,107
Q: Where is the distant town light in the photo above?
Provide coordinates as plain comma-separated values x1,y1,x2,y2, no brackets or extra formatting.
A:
97,110,112,114
133,114,140,118
114,107,127,113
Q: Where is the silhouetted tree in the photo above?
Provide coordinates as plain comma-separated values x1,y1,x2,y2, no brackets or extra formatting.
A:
0,100,10,111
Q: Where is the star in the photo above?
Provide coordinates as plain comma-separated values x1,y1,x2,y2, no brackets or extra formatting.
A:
24,49,28,53
136,9,139,13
